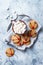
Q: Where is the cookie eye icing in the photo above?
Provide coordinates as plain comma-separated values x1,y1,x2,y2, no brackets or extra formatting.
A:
9,48,12,50
34,21,37,24
30,22,31,24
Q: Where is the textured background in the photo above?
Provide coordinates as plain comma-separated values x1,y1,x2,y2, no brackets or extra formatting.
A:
0,0,43,65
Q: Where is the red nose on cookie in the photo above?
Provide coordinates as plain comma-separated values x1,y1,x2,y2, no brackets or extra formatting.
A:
32,26,34,29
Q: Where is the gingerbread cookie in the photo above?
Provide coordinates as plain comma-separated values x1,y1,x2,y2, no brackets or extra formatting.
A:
5,48,14,57
11,34,21,43
15,37,24,46
29,20,38,29
21,34,31,45
28,30,37,38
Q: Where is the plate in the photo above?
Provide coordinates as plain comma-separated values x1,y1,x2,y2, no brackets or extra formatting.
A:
5,14,41,50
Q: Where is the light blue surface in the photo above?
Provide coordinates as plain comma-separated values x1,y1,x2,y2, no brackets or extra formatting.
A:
0,0,43,65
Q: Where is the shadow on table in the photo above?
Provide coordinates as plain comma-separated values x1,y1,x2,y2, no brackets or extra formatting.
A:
7,27,43,52
24,26,43,52
29,26,43,48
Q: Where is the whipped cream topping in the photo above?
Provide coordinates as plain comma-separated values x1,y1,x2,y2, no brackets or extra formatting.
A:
13,20,26,34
